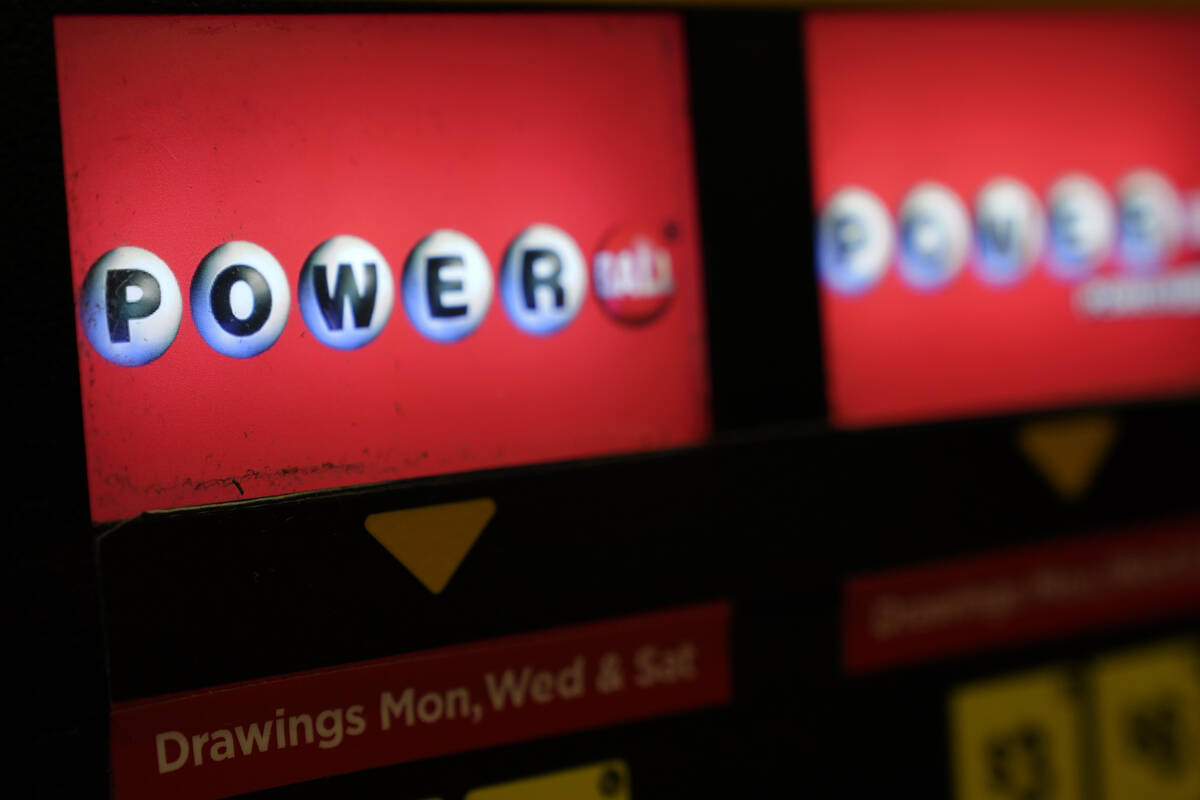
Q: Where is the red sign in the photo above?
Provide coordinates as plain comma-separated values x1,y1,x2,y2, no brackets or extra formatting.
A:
807,12,1200,427
844,520,1200,674
54,14,709,522
110,603,731,800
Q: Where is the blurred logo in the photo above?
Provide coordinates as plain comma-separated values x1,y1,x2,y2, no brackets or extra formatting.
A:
592,224,676,324
898,182,970,290
1047,173,1116,281
817,186,893,295
819,169,1190,295
1118,170,1185,273
974,178,1045,286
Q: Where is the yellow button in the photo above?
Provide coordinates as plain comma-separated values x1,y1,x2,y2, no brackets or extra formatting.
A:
467,760,630,800
1091,640,1200,800
950,668,1084,800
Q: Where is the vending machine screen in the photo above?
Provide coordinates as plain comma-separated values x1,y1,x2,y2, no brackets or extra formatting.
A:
55,13,710,522
807,11,1200,427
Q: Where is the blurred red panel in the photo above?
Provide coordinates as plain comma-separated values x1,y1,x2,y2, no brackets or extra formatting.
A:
807,11,1200,427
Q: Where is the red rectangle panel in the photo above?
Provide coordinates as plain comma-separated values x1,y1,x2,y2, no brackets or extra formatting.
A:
806,11,1200,427
55,14,709,522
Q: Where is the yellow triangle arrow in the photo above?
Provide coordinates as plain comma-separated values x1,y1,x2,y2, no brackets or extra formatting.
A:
1018,413,1117,501
364,498,496,594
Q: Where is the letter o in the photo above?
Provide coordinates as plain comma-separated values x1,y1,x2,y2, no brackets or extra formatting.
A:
191,241,291,358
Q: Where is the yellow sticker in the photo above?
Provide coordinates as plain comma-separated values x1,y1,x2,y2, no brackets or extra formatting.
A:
950,668,1084,800
1091,640,1200,800
466,760,630,800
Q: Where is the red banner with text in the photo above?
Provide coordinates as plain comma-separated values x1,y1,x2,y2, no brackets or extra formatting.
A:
844,520,1200,674
110,603,731,800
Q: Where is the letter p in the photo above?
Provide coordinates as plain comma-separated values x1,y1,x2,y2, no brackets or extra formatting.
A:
106,269,161,343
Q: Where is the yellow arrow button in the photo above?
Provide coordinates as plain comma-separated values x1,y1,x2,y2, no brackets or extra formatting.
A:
1018,412,1117,501
364,498,496,594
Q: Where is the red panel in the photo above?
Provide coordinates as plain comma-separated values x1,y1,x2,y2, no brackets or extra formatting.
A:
806,12,1200,427
110,603,731,800
55,14,709,522
844,520,1200,674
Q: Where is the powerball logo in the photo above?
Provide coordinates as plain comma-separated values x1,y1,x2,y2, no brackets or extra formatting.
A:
79,224,677,366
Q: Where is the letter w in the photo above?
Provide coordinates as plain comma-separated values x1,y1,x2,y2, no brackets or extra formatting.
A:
314,263,377,330
485,667,532,711
234,721,274,755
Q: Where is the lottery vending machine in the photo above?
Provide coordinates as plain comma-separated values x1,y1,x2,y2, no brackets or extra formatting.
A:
9,4,1200,800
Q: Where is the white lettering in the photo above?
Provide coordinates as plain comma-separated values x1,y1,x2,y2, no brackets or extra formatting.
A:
155,731,188,774
234,721,273,756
